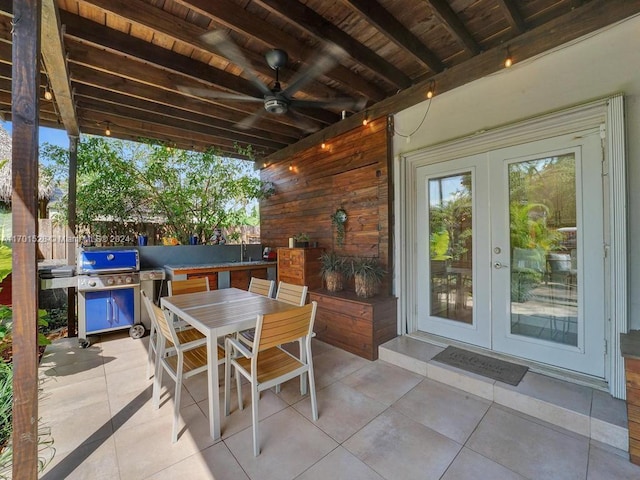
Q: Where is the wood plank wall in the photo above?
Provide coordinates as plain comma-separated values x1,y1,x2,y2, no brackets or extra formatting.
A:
260,116,392,293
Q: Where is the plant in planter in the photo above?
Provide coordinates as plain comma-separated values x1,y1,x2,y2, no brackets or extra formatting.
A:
319,251,347,292
330,207,347,247
349,257,386,298
294,232,310,248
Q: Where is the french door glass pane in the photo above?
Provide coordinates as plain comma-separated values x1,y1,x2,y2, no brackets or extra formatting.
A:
508,155,578,346
428,172,473,324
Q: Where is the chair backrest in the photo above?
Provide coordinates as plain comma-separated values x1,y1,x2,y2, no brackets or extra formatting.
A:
141,290,177,346
275,281,308,306
248,277,275,298
254,302,317,352
168,277,210,296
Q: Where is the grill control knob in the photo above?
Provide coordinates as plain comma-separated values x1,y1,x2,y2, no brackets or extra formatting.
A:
89,280,97,288
125,276,132,284
106,277,114,286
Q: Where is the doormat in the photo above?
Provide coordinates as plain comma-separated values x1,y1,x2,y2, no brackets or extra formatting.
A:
432,346,528,386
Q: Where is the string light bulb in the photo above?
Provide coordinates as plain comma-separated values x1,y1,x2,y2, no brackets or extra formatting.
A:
504,49,513,68
105,122,111,136
321,140,326,149
362,110,369,126
44,86,53,101
288,163,293,171
426,81,435,100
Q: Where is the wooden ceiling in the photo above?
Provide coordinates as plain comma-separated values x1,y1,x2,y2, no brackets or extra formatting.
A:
1,0,638,160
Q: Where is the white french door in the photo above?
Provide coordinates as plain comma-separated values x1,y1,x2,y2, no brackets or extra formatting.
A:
416,129,605,377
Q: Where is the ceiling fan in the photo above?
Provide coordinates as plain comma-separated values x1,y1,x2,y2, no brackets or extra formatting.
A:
178,30,367,132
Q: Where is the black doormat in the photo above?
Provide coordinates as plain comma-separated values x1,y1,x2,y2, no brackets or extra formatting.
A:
432,346,528,386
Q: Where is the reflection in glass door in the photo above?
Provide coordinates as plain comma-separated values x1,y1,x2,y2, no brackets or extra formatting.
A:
428,173,473,324
508,154,578,346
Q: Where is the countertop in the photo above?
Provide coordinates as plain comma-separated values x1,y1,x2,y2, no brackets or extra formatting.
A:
164,261,276,273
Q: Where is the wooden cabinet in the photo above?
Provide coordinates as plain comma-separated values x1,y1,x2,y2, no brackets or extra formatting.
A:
277,247,323,291
309,290,397,360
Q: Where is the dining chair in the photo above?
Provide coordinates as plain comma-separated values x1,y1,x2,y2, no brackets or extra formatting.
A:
145,277,209,379
224,302,318,456
248,277,276,298
141,290,222,443
168,277,210,295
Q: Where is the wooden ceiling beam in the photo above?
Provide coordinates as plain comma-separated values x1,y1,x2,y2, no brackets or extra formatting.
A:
41,0,79,135
252,0,413,89
263,0,640,163
171,0,385,102
73,84,298,145
75,96,289,151
425,0,481,56
341,0,444,73
495,0,526,34
76,109,274,157
67,63,305,139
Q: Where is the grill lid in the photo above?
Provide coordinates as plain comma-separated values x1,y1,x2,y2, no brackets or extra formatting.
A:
78,249,140,273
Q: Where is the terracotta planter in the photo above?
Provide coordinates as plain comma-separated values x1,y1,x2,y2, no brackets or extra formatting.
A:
324,271,344,292
354,274,378,298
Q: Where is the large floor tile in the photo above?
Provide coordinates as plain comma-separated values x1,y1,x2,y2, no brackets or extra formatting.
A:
393,378,490,444
466,405,589,480
587,443,640,479
44,396,114,457
310,347,370,389
39,375,109,416
293,382,387,443
39,355,106,390
224,407,337,480
344,409,461,480
295,447,385,480
340,361,423,406
441,448,526,480
147,442,249,480
40,436,120,480
114,403,216,480
205,382,289,439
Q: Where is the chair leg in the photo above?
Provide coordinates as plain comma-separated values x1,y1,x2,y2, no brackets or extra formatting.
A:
299,338,307,395
236,364,243,411
251,382,260,456
308,364,318,422
146,323,156,380
224,349,232,416
152,340,165,409
172,359,183,443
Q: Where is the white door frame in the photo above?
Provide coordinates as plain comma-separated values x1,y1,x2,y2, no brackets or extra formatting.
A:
397,95,627,398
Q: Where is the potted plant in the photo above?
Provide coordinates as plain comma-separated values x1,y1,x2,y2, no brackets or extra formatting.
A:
319,251,347,292
294,232,310,248
330,207,347,247
350,257,386,298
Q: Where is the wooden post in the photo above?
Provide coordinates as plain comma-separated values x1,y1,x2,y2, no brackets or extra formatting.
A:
66,135,77,337
11,0,42,478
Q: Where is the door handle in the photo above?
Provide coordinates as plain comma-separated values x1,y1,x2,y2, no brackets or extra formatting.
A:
494,262,509,269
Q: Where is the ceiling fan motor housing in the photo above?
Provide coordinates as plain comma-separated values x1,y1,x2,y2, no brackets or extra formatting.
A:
264,95,289,114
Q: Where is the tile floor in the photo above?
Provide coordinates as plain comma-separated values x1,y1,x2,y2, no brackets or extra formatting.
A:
37,331,640,480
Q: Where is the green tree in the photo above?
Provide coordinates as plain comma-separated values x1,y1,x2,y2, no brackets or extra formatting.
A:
42,138,265,244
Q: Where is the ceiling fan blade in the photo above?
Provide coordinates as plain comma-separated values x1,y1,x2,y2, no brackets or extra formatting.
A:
235,108,268,131
281,43,346,98
177,85,263,102
201,30,273,97
290,97,367,112
286,110,321,134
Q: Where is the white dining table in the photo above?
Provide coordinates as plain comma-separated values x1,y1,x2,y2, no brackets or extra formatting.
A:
160,287,297,440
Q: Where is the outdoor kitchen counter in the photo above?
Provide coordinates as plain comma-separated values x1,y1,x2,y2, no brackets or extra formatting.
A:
164,261,277,288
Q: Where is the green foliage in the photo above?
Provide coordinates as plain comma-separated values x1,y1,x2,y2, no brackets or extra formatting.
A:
429,188,472,262
319,251,348,277
348,257,386,284
41,138,265,244
0,245,10,284
0,307,51,357
294,232,310,242
429,230,451,261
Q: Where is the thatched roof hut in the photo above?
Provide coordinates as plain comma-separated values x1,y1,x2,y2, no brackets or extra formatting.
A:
0,125,55,204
